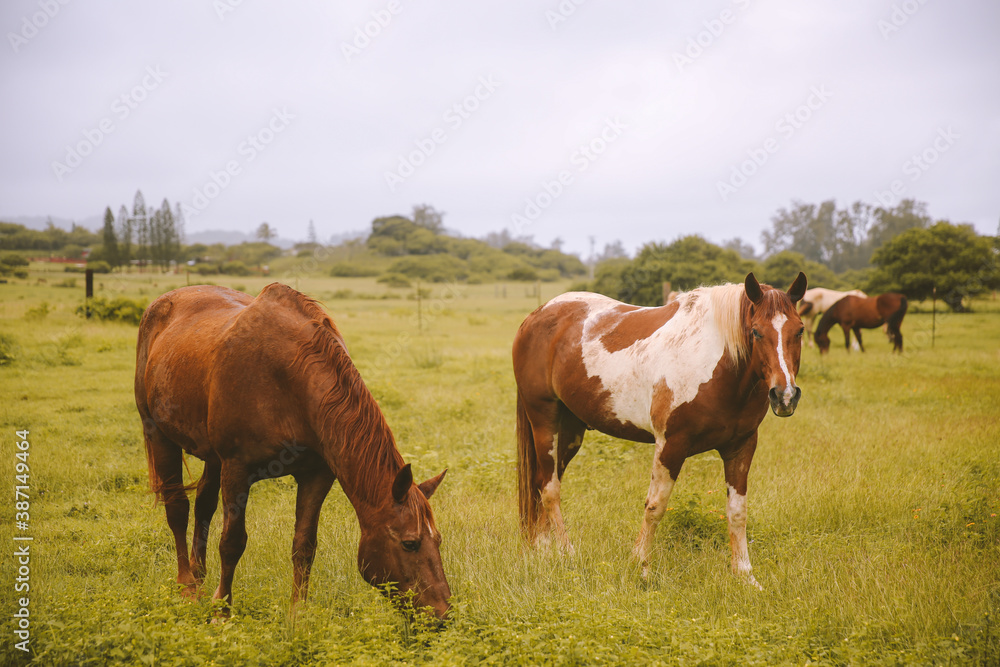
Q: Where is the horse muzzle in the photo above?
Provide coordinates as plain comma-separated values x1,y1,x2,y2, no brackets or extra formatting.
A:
768,385,801,417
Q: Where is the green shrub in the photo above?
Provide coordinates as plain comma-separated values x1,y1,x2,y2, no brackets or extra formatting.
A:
507,266,538,281
77,296,147,325
86,260,112,274
13,268,28,279
389,255,468,282
330,262,381,277
0,333,17,365
56,278,77,288
0,253,29,267
192,263,219,275
220,261,250,276
376,272,411,288
24,301,50,320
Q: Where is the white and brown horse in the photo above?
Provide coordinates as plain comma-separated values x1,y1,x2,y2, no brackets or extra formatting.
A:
797,287,867,348
513,272,807,588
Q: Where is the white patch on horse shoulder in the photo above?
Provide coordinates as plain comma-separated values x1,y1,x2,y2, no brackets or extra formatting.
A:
771,313,794,400
570,290,728,434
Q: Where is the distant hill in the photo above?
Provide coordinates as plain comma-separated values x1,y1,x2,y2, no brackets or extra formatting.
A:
186,229,297,250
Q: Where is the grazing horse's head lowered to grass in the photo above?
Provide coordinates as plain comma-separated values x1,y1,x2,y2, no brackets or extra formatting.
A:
135,283,451,621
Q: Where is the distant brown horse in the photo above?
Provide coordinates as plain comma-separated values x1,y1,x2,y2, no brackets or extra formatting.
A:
135,283,451,620
513,272,807,588
814,293,907,354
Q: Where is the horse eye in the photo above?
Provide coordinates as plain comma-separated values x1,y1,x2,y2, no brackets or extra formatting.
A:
796,327,804,338
401,540,421,553
751,328,762,340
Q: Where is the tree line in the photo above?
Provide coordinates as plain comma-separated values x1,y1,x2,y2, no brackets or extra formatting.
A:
586,199,998,312
95,190,186,272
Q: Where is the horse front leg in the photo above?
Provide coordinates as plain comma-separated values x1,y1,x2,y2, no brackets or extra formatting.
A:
853,327,865,352
722,435,761,590
633,437,684,578
290,467,335,611
213,463,251,617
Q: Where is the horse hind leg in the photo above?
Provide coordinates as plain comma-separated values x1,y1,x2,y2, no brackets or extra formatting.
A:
190,457,221,589
523,399,574,554
853,327,865,352
213,462,252,616
556,408,587,479
145,425,197,597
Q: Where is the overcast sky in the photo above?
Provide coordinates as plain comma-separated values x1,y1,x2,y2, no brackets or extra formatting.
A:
2,0,998,257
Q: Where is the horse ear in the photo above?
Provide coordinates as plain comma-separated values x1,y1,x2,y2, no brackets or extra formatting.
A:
787,272,808,303
392,463,413,504
744,272,763,305
418,469,447,500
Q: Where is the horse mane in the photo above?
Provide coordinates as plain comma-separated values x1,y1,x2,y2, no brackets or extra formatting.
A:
258,284,404,506
703,282,791,368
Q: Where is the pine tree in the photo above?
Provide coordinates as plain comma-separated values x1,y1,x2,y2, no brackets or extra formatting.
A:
307,219,318,245
117,205,132,271
102,206,120,269
133,190,149,271
173,202,186,247
160,199,178,270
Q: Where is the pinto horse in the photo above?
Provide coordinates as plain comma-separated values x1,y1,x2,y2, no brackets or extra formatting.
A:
513,272,807,588
135,283,451,620
814,293,907,354
797,287,867,348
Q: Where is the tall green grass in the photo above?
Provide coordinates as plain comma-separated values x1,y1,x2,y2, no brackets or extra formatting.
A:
1,268,997,665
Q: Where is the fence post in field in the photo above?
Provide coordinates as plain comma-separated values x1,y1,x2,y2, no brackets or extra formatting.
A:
85,269,94,319
416,279,423,332
931,286,936,347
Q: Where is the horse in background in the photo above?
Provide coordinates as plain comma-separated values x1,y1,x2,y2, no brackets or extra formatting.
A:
135,283,451,621
513,272,807,589
814,293,908,354
798,287,867,348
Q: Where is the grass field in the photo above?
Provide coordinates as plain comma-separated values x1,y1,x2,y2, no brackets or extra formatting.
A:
1,267,998,666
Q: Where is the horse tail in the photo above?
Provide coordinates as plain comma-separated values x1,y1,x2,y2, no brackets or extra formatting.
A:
516,391,539,541
135,296,197,505
886,295,908,351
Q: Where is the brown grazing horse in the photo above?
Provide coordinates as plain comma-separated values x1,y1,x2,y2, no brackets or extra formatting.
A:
814,293,907,354
513,272,807,588
134,283,451,620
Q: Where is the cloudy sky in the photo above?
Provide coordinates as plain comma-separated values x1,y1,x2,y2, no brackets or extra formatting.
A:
2,0,998,257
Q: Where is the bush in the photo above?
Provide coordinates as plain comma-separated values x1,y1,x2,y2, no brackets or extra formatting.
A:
388,255,468,282
192,263,219,275
330,262,381,277
220,261,250,276
24,301,50,321
0,253,29,267
77,296,147,325
0,333,18,365
376,272,411,288
13,269,28,279
86,260,112,274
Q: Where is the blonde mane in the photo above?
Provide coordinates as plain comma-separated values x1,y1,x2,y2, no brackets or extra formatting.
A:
704,283,750,368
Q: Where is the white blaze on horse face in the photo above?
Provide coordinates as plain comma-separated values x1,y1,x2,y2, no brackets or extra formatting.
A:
771,313,795,403
552,291,727,433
